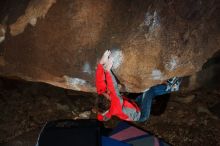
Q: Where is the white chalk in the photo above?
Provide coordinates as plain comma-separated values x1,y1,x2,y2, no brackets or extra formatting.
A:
29,17,37,26
144,10,160,32
151,69,163,80
64,76,87,91
110,49,123,69
165,56,179,71
82,62,92,74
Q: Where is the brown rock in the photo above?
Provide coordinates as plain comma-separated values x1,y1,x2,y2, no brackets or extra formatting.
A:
0,0,220,92
0,24,6,44
9,0,56,36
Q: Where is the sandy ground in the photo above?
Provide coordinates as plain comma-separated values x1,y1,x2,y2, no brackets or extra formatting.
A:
0,77,219,146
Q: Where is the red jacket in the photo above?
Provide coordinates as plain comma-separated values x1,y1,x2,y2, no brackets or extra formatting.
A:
96,64,141,121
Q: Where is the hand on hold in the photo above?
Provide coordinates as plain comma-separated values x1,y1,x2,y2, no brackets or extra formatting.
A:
105,56,113,71
100,50,111,65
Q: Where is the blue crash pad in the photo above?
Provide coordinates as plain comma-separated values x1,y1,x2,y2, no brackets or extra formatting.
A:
102,136,132,146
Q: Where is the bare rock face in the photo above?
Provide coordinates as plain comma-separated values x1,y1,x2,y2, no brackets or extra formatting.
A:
9,0,56,36
0,0,219,92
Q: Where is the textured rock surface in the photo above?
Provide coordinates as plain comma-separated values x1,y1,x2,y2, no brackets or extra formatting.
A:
10,0,56,36
0,0,220,92
0,25,6,43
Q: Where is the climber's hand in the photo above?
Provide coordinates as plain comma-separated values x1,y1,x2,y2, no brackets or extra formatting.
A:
105,56,113,71
100,50,111,65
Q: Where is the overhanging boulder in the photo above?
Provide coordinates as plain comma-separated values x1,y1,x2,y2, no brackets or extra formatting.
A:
0,0,219,92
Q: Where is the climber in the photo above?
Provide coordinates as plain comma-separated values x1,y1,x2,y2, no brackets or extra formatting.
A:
95,50,182,122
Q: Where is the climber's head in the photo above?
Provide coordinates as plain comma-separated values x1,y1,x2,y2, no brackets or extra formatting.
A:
97,92,111,113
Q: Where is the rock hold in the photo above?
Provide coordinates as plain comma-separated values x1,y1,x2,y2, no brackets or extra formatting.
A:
0,25,6,44
78,111,91,119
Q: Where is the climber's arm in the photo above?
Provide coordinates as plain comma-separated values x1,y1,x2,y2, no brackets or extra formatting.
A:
96,64,107,94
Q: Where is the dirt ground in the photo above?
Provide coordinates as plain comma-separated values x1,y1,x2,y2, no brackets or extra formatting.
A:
0,77,219,146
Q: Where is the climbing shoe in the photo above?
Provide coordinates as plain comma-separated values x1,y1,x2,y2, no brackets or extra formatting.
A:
166,77,182,92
